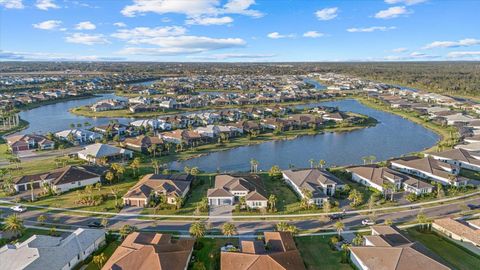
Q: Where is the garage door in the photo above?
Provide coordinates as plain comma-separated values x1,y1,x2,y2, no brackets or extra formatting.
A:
18,184,26,192
220,199,231,205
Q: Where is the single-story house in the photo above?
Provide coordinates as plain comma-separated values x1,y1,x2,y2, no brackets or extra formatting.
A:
432,218,480,248
123,174,193,207
6,134,55,152
349,225,450,270
221,232,305,270
0,228,105,270
390,157,468,187
55,129,103,144
77,143,133,163
427,148,480,172
13,165,105,193
123,135,164,153
282,168,344,206
102,232,194,270
207,174,268,209
159,129,203,145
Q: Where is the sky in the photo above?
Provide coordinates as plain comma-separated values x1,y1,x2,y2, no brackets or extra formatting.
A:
0,0,479,62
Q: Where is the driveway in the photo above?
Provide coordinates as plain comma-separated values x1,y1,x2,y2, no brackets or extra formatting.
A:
208,205,233,225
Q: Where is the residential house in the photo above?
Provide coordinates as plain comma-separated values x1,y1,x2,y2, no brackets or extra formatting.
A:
347,165,433,195
207,174,268,209
90,99,126,112
349,225,450,270
77,143,133,163
221,231,305,270
0,228,105,270
234,120,260,133
432,218,480,248
13,165,105,193
427,148,480,172
322,112,346,122
102,232,194,270
159,129,203,145
123,174,193,207
282,168,344,206
55,129,103,144
159,98,177,109
128,96,151,105
6,134,54,152
390,156,468,186
93,123,128,136
123,135,163,153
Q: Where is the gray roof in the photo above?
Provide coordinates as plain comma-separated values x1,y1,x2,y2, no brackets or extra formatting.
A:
282,168,343,198
78,143,132,158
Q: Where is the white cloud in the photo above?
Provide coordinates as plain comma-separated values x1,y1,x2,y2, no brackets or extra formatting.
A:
374,6,409,19
423,38,480,49
392,47,408,53
384,51,438,60
0,0,24,9
112,26,187,39
303,31,324,38
65,33,109,45
32,20,62,30
385,0,427,5
267,32,295,39
113,22,127,28
121,0,263,19
190,53,276,60
447,51,480,58
0,50,125,61
75,21,96,30
185,16,233,25
36,0,59,10
315,7,338,21
347,26,396,33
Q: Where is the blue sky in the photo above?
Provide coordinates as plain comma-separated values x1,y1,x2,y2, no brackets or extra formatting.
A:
1,0,479,61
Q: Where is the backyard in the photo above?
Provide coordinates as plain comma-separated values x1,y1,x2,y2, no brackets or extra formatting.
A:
405,228,480,270
295,235,352,270
191,237,239,270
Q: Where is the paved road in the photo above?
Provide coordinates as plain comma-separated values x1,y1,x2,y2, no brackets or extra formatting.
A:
1,196,478,236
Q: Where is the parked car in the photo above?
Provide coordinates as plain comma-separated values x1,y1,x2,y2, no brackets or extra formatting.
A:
467,204,480,210
87,221,103,228
361,219,375,226
10,205,26,213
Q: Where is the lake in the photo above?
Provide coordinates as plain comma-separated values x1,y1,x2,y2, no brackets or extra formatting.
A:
169,99,439,172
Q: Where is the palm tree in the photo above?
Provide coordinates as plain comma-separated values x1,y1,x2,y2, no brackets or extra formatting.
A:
300,188,313,210
4,214,24,237
105,171,115,184
130,158,141,176
151,159,160,174
93,253,107,269
174,195,184,210
111,163,125,180
334,221,345,237
319,159,326,169
189,222,206,238
361,156,368,165
368,155,376,164
190,167,200,180
221,222,237,236
250,158,258,173
119,224,137,239
148,144,158,157
352,234,363,246
309,159,315,168
268,194,277,212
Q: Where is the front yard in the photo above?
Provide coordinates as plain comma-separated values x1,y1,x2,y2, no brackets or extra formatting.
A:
404,228,480,270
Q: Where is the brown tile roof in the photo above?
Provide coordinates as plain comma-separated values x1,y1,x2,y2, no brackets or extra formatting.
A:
221,232,305,270
124,135,163,148
347,166,407,186
282,168,343,198
429,148,480,166
208,174,267,201
102,232,194,270
13,166,101,185
434,218,480,246
123,174,192,199
391,157,460,182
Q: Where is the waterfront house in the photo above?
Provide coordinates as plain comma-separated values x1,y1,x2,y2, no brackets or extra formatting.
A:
0,228,105,270
90,99,126,112
159,129,203,145
12,165,104,193
93,123,128,136
128,96,152,105
426,148,480,172
322,111,346,122
77,143,133,163
123,174,193,207
6,134,54,152
347,165,433,195
221,232,305,270
432,218,480,248
349,225,450,270
123,135,164,153
102,232,194,270
55,129,103,144
282,168,344,206
390,156,468,186
207,174,268,209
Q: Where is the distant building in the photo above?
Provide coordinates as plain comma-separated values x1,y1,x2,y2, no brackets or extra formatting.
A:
6,134,54,152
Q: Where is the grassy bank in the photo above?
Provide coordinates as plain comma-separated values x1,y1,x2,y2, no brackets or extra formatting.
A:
0,119,29,137
355,96,455,152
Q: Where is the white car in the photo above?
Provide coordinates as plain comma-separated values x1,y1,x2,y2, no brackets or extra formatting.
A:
10,205,27,213
361,219,375,226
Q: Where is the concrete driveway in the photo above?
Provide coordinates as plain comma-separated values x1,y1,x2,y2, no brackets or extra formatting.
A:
208,205,233,223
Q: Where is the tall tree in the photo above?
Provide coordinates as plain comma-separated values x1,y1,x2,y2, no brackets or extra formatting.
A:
4,214,24,237
221,222,237,236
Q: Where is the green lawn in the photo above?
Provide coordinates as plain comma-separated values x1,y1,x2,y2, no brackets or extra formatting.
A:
4,156,85,178
84,241,121,270
261,173,299,212
460,169,480,180
296,236,352,270
405,228,480,270
191,238,238,270
0,143,13,160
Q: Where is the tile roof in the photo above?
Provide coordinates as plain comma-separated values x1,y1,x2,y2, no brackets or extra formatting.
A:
123,174,192,199
282,168,343,198
434,218,480,246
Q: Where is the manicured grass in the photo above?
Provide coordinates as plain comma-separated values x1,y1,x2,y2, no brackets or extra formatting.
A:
261,174,299,212
4,156,85,177
405,228,480,270
84,241,121,270
296,236,352,270
460,169,480,180
0,143,13,160
191,238,238,270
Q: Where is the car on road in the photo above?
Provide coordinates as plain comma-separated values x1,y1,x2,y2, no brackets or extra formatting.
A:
329,213,345,221
361,219,375,226
10,205,27,213
468,204,480,210
87,221,103,228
